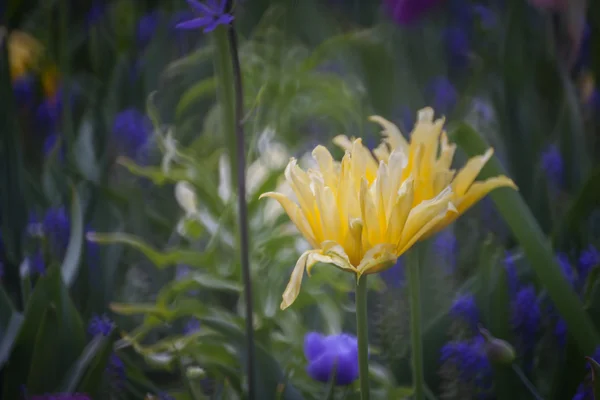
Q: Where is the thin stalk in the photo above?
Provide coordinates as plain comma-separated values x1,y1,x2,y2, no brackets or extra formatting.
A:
59,0,73,157
407,249,424,400
512,365,545,400
355,275,370,400
223,2,256,398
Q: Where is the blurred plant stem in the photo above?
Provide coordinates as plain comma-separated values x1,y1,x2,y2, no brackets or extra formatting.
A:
212,2,256,398
59,0,73,159
355,275,370,400
408,247,424,400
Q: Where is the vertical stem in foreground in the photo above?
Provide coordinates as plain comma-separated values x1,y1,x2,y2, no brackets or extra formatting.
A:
223,3,256,398
408,249,424,400
355,275,370,400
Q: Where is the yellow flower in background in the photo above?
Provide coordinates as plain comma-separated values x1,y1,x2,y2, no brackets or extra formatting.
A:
261,107,517,310
5,29,44,80
363,107,517,233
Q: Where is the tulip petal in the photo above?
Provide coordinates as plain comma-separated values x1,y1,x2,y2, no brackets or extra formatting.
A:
453,148,494,196
368,115,410,154
458,176,518,214
259,192,318,248
398,202,457,255
281,250,319,310
357,243,397,275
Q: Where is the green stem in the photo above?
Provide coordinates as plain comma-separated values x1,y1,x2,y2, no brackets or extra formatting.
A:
408,249,424,400
355,275,370,400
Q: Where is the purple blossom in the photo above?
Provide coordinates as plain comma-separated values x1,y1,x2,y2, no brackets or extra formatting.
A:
184,318,201,335
434,229,457,273
428,77,458,115
450,294,479,330
108,353,126,387
88,314,114,336
112,108,153,160
28,250,45,276
445,26,469,70
473,5,496,29
176,0,234,33
384,0,446,25
556,253,576,287
136,11,160,47
504,252,519,295
304,332,359,386
43,207,71,258
379,257,405,288
540,144,563,186
13,74,35,108
511,286,540,360
440,337,492,387
578,245,600,283
36,91,63,134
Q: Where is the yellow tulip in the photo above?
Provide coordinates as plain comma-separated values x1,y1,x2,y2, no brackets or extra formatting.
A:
261,107,516,310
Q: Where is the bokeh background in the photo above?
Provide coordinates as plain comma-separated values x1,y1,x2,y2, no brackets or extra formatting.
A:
1,0,600,399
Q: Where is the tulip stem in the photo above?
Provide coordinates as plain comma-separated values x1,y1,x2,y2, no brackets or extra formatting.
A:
408,248,425,400
355,274,370,400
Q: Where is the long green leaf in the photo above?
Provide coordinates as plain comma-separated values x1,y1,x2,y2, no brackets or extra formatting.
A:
450,123,600,355
0,282,23,367
87,232,212,268
62,186,84,287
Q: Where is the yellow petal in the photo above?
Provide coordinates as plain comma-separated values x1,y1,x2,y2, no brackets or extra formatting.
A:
397,202,457,255
368,115,409,154
360,178,381,249
333,135,354,152
357,243,397,275
458,176,518,214
399,186,454,250
312,145,337,189
281,250,319,310
437,132,457,170
452,148,494,196
306,241,356,276
259,192,319,248
386,178,414,244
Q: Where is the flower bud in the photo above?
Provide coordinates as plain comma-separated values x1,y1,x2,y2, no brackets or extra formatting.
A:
479,326,516,364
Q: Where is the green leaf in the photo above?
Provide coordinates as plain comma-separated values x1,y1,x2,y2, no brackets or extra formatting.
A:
175,78,218,122
450,123,600,355
60,330,118,395
87,232,212,269
2,267,86,398
388,386,414,399
62,186,84,287
200,316,304,400
0,285,23,367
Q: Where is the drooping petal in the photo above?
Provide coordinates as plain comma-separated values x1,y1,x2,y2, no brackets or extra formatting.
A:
452,148,494,196
281,250,319,310
458,176,517,214
398,202,457,255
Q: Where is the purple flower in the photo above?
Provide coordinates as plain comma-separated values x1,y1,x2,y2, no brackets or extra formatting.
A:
304,332,359,386
556,253,576,288
43,207,71,258
555,318,567,347
511,286,540,358
184,318,201,335
30,394,91,400
450,294,479,330
28,250,45,276
445,26,469,69
428,77,458,115
379,257,405,288
384,0,446,25
36,91,63,134
108,353,126,387
137,11,160,47
88,314,114,336
400,106,415,133
504,252,519,295
440,337,492,387
540,144,563,186
112,108,153,160
176,0,234,33
434,229,457,273
13,74,35,108
578,245,600,283
473,5,496,29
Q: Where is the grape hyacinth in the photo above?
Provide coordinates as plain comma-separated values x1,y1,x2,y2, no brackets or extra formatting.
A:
434,229,457,274
384,0,445,25
578,245,600,284
511,285,540,370
304,332,359,386
440,336,493,397
88,314,114,337
540,144,563,187
43,207,71,258
112,108,153,160
176,0,234,33
379,257,405,288
450,294,480,332
28,250,45,276
429,77,458,116
136,11,160,48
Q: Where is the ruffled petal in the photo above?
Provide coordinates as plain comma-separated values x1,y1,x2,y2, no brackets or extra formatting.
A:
280,250,319,310
259,192,318,248
357,243,398,275
452,148,494,196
